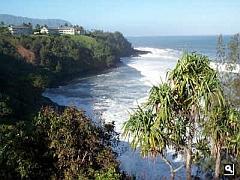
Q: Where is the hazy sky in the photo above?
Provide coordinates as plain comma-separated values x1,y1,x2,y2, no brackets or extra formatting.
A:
1,0,240,36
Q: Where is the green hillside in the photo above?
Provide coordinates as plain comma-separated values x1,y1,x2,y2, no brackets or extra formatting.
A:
0,27,134,179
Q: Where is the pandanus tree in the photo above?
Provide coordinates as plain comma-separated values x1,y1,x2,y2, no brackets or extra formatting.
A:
123,52,225,180
202,105,240,179
123,83,184,179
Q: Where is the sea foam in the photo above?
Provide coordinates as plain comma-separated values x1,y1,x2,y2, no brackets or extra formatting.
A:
124,47,180,86
43,47,190,179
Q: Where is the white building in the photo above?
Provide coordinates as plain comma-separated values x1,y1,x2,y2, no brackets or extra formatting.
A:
40,27,59,35
58,27,76,35
74,27,85,35
40,26,80,35
8,25,32,35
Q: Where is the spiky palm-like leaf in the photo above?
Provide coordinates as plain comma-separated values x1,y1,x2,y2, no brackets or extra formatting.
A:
123,106,168,157
123,52,233,179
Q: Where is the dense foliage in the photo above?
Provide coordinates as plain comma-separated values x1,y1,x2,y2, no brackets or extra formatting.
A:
0,27,134,120
0,27,135,179
0,53,52,121
0,107,121,179
216,33,240,107
123,52,240,179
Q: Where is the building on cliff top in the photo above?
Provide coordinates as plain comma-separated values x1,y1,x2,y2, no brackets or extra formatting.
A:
8,25,32,35
40,26,83,35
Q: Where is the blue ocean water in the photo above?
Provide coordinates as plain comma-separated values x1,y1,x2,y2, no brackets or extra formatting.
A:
43,36,231,179
128,35,231,58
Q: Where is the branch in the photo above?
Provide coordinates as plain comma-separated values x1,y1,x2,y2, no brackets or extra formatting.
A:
81,151,88,164
173,164,184,173
161,155,174,173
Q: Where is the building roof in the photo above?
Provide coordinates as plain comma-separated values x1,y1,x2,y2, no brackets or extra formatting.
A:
58,27,75,30
9,25,32,29
43,27,59,30
42,26,75,30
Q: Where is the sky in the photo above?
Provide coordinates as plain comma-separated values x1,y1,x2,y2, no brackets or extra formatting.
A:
0,0,240,36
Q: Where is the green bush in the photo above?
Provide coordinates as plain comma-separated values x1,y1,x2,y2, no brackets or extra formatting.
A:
95,167,121,180
35,106,120,179
0,106,121,179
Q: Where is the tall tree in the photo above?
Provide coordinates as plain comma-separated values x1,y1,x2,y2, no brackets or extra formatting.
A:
35,24,41,30
123,53,224,180
223,33,240,107
228,33,240,65
28,22,32,28
123,86,183,179
216,34,226,64
202,105,240,179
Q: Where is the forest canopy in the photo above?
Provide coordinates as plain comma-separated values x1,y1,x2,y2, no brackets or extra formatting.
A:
0,27,134,179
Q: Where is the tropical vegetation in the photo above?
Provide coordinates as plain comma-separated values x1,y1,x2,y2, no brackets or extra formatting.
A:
0,26,135,179
0,26,134,120
1,22,240,179
123,34,240,179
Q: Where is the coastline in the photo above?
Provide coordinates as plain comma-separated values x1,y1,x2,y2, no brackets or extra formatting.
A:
47,49,150,88
132,49,151,56
42,47,182,179
42,48,151,110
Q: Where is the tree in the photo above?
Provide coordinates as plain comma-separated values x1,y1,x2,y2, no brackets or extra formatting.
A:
22,22,29,27
228,33,240,65
35,24,41,30
0,93,12,118
219,34,240,107
216,34,226,75
28,22,32,28
35,107,121,179
55,61,62,72
0,122,55,179
201,105,240,179
75,25,85,35
123,53,224,180
123,84,184,180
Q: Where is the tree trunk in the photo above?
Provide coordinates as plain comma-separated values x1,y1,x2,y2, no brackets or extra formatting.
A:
186,147,192,180
214,144,221,180
186,107,195,180
210,138,216,158
170,171,176,180
161,155,175,180
161,153,185,180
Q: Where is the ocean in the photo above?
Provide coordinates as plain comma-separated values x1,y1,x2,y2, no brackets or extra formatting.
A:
43,36,231,179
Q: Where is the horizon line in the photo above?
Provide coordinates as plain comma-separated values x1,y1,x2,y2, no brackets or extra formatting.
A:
126,34,236,38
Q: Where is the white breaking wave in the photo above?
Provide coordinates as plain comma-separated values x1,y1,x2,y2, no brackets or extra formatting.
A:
43,47,191,179
210,62,240,73
43,46,240,179
119,48,185,179
124,47,181,86
135,47,181,59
